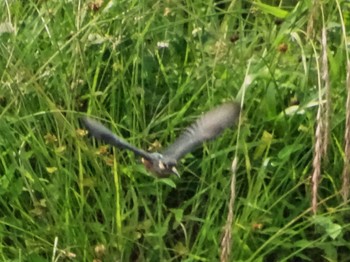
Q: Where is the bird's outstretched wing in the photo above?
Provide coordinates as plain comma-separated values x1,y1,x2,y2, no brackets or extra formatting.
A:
82,117,154,161
162,102,240,162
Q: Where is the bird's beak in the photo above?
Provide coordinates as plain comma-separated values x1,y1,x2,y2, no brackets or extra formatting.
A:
171,166,180,178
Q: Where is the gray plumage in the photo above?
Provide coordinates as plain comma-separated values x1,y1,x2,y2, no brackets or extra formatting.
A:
82,102,240,177
161,102,240,162
82,117,154,161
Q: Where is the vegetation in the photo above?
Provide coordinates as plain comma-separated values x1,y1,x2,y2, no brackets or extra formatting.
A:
1,0,349,261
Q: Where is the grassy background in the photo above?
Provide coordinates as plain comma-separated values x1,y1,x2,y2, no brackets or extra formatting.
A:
1,0,350,261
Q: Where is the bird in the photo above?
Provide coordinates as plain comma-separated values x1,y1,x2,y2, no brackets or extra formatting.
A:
82,102,240,178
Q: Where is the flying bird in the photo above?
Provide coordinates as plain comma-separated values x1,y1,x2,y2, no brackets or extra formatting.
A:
82,102,240,178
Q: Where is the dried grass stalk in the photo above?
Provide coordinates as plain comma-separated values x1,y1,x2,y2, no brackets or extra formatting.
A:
306,0,318,39
312,106,323,215
220,156,238,262
342,63,350,201
321,27,330,155
311,24,331,214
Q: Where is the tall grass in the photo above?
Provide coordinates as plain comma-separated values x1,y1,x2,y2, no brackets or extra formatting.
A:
1,0,349,261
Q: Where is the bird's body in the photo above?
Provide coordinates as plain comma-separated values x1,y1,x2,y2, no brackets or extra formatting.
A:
82,102,240,178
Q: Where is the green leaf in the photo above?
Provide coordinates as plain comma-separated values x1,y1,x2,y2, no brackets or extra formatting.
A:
253,2,289,18
278,144,304,160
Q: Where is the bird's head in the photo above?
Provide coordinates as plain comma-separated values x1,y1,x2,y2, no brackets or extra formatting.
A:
141,153,180,178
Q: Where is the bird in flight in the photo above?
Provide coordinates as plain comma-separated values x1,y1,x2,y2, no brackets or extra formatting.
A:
82,102,240,178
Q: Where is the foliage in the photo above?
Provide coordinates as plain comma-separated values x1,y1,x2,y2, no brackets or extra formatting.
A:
0,0,350,261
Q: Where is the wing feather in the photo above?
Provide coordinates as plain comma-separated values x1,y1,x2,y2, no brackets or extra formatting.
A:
162,102,240,161
82,117,153,161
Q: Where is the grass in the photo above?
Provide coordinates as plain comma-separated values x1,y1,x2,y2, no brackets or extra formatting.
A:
1,0,350,261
